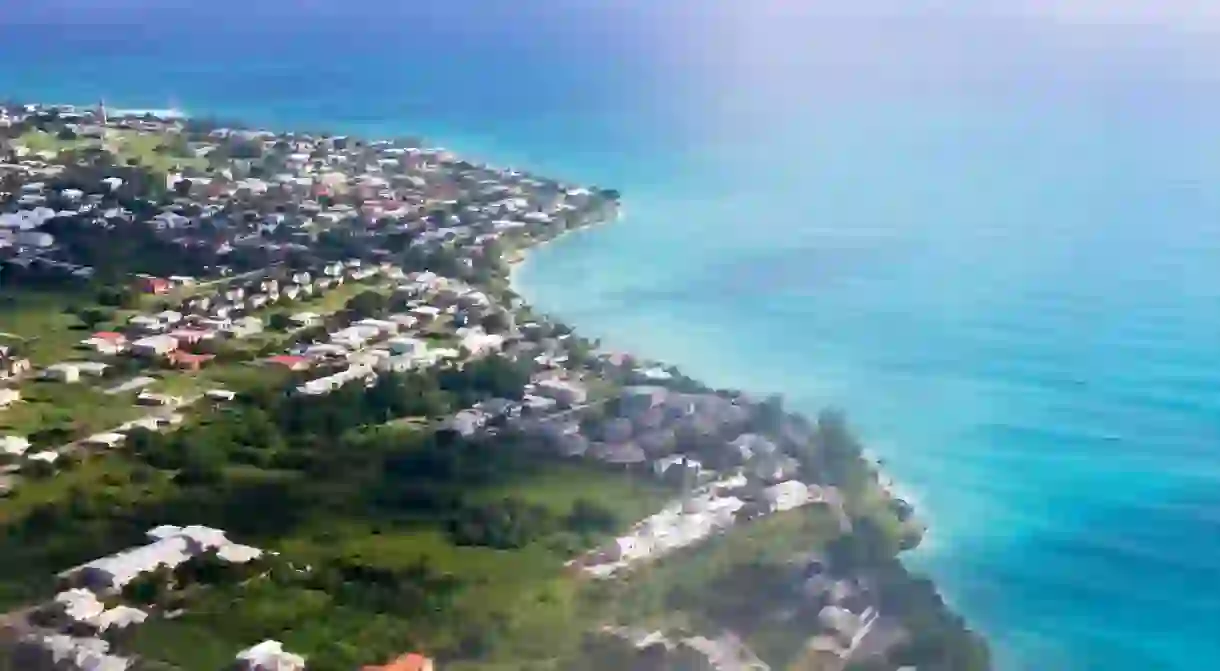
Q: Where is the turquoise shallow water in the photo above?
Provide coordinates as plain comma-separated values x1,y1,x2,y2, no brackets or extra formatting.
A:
6,2,1220,669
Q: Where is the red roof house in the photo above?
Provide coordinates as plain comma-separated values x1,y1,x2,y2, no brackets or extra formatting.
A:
136,276,170,295
91,331,127,343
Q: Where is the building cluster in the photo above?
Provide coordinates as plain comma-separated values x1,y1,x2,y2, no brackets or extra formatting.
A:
577,475,831,578
269,271,513,396
4,525,264,671
518,384,806,483
0,103,615,288
598,627,771,671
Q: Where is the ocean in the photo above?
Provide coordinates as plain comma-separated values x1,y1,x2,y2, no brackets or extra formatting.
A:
4,2,1220,669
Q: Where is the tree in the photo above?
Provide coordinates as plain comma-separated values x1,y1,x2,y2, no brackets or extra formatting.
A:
122,566,172,605
566,499,619,535
345,290,388,320
76,306,113,330
268,313,294,331
172,177,193,198
480,311,510,335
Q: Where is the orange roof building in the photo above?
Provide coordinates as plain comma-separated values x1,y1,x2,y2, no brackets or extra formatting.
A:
361,653,434,671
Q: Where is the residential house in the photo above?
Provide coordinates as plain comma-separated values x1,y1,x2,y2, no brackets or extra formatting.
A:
43,362,82,383
620,386,669,417
225,316,264,338
168,328,211,346
136,276,170,295
589,442,648,465
459,329,504,357
155,310,184,326
195,317,233,331
0,435,30,457
130,335,178,358
26,450,59,465
288,312,320,328
729,433,778,462
11,633,132,671
750,453,801,484
205,389,237,402
534,378,588,408
82,433,126,449
236,640,306,671
654,455,702,481
387,313,418,331
59,525,263,591
0,354,31,380
354,317,399,335
409,305,441,323
136,391,182,407
762,481,817,513
443,409,486,438
127,314,164,333
80,332,127,355
386,336,427,357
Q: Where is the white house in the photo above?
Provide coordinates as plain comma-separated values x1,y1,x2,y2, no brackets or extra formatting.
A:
288,312,320,328
82,433,126,449
386,336,427,357
0,388,19,409
235,640,306,671
131,335,178,357
762,480,815,513
0,435,30,457
53,588,105,625
155,310,183,326
127,315,163,333
60,525,263,591
43,363,82,383
533,379,588,408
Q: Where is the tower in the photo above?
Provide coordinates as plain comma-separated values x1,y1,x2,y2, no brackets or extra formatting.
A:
97,98,107,125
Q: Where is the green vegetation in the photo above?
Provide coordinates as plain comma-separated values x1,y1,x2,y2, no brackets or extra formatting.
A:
0,354,672,669
107,129,207,175
0,291,131,365
14,129,93,155
0,381,142,446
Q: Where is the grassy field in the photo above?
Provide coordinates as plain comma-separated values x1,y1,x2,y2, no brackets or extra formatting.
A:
14,129,95,154
0,380,142,444
108,129,207,174
0,291,127,366
264,279,390,321
474,464,671,524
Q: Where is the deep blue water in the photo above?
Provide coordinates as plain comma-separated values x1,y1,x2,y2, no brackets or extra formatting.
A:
5,2,1220,669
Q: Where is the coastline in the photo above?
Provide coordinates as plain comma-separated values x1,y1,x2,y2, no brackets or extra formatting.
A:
0,98,989,669
510,213,932,550
505,209,992,660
